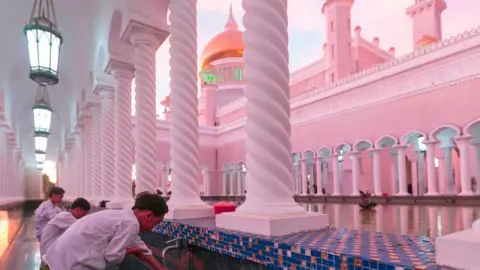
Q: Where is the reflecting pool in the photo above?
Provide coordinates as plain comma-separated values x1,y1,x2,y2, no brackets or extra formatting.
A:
300,203,480,237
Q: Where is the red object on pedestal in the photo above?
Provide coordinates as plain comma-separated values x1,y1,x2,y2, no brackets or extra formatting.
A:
213,202,237,215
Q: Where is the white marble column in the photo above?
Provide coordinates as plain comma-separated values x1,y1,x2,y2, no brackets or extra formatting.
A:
294,164,301,194
129,36,161,193
443,146,455,194
83,116,93,197
237,164,242,195
204,169,210,196
455,136,473,195
77,125,86,196
91,105,102,197
222,169,228,195
301,159,308,194
332,154,341,195
409,155,419,195
395,145,409,195
161,165,168,196
217,0,327,234
229,167,235,195
97,86,115,197
167,0,212,218
110,62,135,199
437,156,446,193
350,151,360,195
321,161,328,193
315,157,322,195
424,140,438,195
474,143,480,194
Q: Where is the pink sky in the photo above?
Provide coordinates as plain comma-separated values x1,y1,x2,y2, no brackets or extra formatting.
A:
150,0,479,112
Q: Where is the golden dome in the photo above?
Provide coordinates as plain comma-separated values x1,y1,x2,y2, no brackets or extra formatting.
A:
200,4,244,69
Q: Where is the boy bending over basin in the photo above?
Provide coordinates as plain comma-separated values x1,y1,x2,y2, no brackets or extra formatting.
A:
39,197,91,269
34,187,65,241
43,193,168,270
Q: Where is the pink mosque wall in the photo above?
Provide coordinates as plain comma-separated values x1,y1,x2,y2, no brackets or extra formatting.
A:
292,78,480,150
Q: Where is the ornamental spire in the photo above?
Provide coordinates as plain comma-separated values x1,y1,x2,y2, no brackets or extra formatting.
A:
224,3,238,31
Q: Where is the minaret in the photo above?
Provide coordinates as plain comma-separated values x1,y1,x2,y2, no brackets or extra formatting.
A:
322,0,353,84
406,0,446,49
224,4,238,31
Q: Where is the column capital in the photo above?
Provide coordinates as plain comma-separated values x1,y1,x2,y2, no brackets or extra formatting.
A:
94,84,115,98
121,20,169,50
394,144,409,150
422,139,439,145
368,148,383,153
453,135,473,143
105,59,135,79
348,150,362,157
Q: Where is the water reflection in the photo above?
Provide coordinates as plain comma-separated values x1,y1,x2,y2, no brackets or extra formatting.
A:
299,203,480,237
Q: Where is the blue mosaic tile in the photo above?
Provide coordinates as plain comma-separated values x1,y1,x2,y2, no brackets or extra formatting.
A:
153,217,458,270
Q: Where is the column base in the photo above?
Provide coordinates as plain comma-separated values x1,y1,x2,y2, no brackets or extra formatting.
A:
458,191,474,196
331,192,341,196
165,204,215,220
350,193,360,196
216,211,329,236
424,192,438,196
396,192,410,196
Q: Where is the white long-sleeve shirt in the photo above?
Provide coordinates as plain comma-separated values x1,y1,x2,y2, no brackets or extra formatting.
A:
39,211,77,258
34,200,61,240
43,209,151,270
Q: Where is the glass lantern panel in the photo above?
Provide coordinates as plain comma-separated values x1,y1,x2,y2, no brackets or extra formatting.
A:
33,107,52,133
36,153,46,163
37,163,44,170
26,30,39,69
34,136,48,152
50,34,61,74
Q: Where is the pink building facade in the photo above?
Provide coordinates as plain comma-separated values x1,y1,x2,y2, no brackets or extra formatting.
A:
156,0,480,197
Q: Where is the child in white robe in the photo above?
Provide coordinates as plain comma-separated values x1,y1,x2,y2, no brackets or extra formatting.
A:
43,193,168,270
34,187,65,241
39,197,91,263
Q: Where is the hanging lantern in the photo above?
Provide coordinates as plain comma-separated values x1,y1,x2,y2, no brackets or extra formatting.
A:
34,132,48,152
32,84,52,134
37,162,45,170
24,0,63,85
36,151,46,163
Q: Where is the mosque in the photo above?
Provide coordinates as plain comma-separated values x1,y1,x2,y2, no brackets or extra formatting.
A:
159,0,480,199
0,0,479,269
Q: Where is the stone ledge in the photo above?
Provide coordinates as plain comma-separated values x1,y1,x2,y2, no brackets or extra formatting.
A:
436,228,480,270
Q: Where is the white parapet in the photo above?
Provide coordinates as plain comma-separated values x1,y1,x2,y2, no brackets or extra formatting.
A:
436,228,480,270
216,212,329,237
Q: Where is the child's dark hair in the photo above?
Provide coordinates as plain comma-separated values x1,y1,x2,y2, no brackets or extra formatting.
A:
71,197,91,211
48,187,65,198
133,194,169,216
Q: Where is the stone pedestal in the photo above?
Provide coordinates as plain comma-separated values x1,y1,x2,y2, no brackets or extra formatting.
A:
436,228,480,269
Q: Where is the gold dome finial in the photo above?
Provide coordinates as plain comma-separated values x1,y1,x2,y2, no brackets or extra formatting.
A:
224,3,238,31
